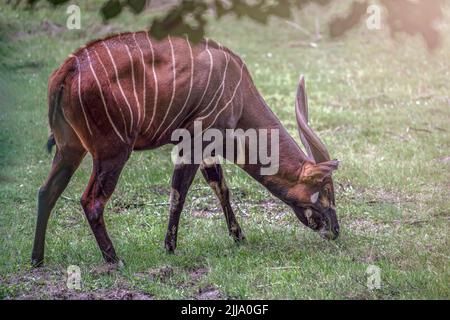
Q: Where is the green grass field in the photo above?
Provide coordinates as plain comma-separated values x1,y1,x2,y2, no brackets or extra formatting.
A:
0,2,449,299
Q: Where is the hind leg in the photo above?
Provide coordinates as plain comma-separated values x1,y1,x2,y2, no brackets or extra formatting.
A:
31,145,86,267
80,149,130,263
200,159,245,242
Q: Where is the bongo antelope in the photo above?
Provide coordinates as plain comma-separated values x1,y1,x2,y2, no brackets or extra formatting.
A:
31,32,339,267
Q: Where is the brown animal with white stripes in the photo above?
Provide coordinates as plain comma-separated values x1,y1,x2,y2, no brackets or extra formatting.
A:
31,32,340,267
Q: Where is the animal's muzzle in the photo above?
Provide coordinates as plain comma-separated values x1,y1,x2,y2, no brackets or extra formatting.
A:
319,223,339,240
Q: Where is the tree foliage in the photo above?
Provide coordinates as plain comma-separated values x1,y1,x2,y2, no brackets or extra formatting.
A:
18,0,447,50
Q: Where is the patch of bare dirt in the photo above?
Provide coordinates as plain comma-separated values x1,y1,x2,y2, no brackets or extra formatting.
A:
174,267,209,289
132,265,222,299
2,267,152,300
197,284,223,300
188,268,224,299
188,267,209,283
169,266,223,299
18,288,152,300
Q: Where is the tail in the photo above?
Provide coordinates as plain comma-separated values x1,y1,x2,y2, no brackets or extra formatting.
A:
46,56,76,154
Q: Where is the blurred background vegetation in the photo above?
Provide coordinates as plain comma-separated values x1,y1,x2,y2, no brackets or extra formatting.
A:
5,0,448,49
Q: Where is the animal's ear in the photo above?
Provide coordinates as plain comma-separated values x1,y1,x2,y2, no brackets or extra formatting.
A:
300,160,339,184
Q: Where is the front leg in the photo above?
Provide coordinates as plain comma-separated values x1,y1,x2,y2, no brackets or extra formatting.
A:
200,159,245,243
164,163,199,253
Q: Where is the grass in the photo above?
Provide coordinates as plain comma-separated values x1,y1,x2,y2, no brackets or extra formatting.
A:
0,1,449,299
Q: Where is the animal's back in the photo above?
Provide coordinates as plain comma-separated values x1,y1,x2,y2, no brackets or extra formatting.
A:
49,32,246,152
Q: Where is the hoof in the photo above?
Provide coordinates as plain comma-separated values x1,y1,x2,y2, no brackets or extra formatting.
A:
164,234,177,253
231,230,246,244
31,258,44,268
165,243,176,254
104,256,123,267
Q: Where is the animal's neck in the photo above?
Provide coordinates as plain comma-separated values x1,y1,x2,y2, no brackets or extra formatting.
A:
237,85,308,200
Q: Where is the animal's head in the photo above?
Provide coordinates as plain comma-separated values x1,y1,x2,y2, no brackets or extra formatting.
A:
287,76,340,240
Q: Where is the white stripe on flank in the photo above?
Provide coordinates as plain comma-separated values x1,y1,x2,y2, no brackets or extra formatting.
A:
93,50,129,135
85,49,125,142
134,33,146,129
183,39,213,120
159,36,194,139
143,33,159,135
102,41,134,134
125,44,142,128
197,50,230,120
74,56,93,136
194,39,214,109
153,36,176,138
204,62,245,131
